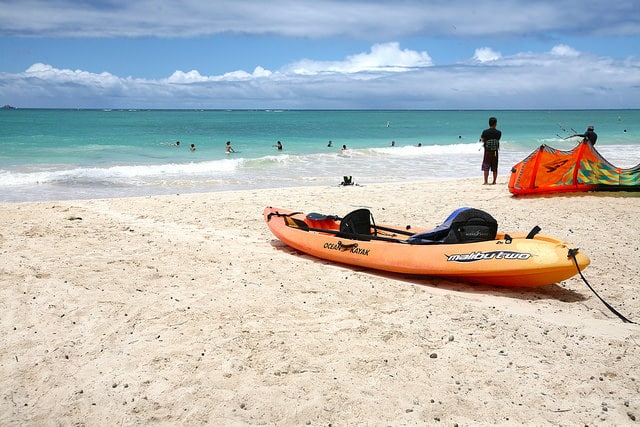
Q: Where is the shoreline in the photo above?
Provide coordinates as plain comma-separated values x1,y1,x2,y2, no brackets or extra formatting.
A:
0,171,482,204
1,178,638,425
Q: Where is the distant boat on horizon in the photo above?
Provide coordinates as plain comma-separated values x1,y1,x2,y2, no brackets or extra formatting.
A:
2,104,17,110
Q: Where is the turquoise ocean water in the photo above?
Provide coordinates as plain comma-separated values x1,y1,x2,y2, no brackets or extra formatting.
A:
1,109,638,202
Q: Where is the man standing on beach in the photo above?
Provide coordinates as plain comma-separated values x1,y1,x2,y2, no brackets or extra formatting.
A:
480,117,501,185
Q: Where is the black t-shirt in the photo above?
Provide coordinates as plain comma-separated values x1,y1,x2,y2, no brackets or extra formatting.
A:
581,130,597,145
481,128,502,151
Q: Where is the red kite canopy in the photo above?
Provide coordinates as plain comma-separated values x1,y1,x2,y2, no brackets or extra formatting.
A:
509,141,640,196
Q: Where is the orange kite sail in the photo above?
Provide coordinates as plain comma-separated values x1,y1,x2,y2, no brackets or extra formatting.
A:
509,141,640,195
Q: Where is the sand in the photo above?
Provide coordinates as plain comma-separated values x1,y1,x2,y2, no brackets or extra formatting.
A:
1,178,638,426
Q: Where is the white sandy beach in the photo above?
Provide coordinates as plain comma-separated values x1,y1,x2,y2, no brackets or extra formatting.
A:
1,178,638,426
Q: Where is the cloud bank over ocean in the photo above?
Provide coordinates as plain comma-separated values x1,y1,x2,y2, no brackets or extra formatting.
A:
1,0,639,109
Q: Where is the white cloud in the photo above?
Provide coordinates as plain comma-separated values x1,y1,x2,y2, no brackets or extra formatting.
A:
25,63,121,86
167,66,273,83
219,66,273,81
285,42,432,75
167,70,209,84
473,47,501,63
2,43,639,109
550,44,580,57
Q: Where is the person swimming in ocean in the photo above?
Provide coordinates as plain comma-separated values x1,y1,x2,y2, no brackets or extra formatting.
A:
226,141,236,153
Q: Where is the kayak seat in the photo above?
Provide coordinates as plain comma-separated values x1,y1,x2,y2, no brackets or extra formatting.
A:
339,208,374,240
407,207,497,244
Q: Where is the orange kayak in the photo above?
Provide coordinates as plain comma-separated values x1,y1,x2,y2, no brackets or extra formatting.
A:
264,206,590,287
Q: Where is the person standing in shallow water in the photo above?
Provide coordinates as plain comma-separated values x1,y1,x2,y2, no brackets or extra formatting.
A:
480,117,501,185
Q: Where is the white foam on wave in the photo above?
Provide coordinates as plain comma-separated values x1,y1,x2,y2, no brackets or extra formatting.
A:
371,142,482,157
592,144,640,169
0,158,243,187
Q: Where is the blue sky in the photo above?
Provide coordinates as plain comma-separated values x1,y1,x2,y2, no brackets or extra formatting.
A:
1,0,639,109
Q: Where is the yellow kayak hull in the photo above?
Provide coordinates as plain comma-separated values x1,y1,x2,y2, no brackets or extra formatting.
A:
264,207,590,288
